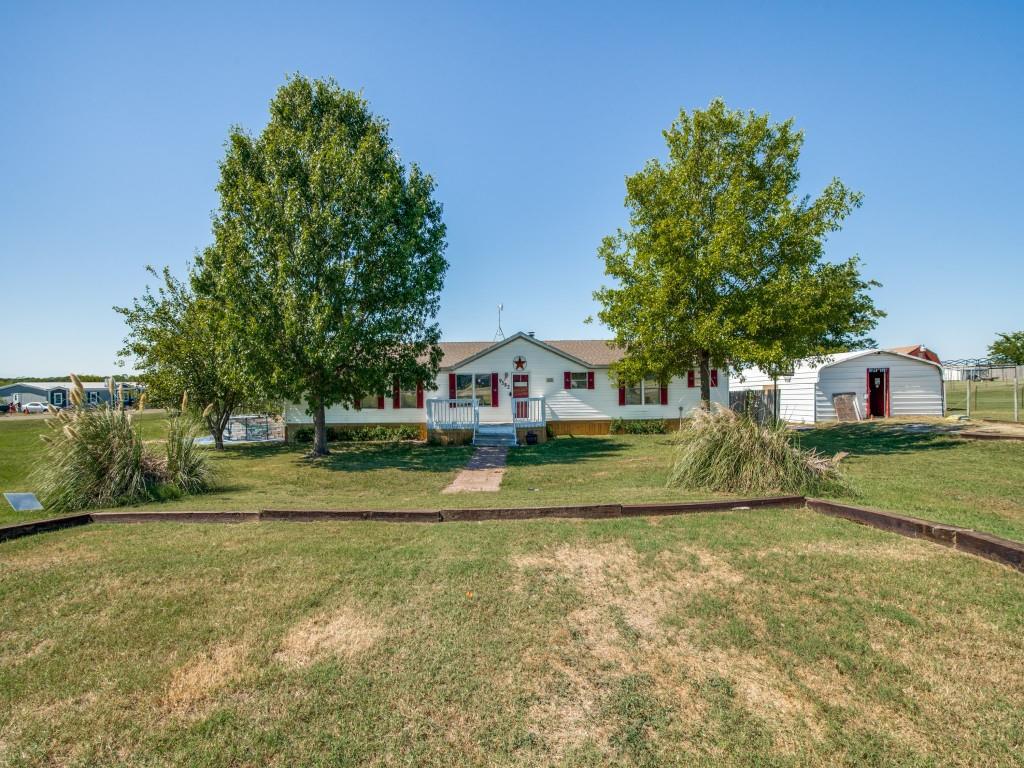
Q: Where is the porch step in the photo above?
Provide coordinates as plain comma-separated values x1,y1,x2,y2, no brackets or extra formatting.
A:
473,423,517,447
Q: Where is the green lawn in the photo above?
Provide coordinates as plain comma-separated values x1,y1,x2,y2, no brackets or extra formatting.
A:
2,510,1022,766
944,379,1024,422
3,415,1024,540
3,418,1024,765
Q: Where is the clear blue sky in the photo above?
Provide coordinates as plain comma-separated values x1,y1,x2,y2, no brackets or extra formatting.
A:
2,1,1021,375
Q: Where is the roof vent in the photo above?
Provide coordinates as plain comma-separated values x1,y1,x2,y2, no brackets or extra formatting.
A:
527,331,535,337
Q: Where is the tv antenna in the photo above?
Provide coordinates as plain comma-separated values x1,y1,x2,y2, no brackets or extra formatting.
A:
493,303,505,341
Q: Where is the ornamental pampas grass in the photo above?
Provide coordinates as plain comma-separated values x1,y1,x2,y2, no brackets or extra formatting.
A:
32,389,212,513
668,405,849,496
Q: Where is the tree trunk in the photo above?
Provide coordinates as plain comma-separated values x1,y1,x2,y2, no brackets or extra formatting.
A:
206,401,233,451
312,396,329,456
699,350,712,411
206,414,226,450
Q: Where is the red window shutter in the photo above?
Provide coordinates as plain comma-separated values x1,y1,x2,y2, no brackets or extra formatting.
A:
710,369,719,387
660,384,668,405
687,370,695,388
448,373,456,399
491,372,499,407
416,382,424,409
564,371,572,389
618,386,626,406
377,395,385,410
393,379,401,409
587,371,595,389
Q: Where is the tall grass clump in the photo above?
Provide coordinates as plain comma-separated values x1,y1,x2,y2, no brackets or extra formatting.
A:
33,380,213,512
668,405,849,496
165,409,213,493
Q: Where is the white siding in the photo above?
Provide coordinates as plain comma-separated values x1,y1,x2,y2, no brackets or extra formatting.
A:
730,367,816,424
285,336,728,425
733,351,943,423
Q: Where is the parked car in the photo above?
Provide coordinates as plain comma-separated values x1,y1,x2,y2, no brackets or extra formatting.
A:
21,401,51,413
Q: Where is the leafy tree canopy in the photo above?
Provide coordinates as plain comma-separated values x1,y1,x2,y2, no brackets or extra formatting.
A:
211,75,447,454
115,260,258,449
988,331,1024,364
594,99,883,405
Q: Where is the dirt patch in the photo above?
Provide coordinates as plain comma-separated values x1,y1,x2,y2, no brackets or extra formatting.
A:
274,606,381,668
162,641,247,716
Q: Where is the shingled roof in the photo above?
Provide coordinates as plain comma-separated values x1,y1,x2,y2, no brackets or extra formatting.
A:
435,335,625,369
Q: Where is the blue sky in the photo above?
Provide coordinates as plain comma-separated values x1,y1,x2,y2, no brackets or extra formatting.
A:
1,1,1021,375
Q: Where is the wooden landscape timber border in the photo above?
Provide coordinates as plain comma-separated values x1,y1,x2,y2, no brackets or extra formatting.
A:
1,496,1022,572
804,499,1024,571
957,430,1024,442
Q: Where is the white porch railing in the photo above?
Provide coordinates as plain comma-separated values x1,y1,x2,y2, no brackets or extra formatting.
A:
426,397,479,432
512,397,545,428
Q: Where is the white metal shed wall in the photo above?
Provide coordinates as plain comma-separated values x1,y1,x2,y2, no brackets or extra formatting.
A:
815,351,943,421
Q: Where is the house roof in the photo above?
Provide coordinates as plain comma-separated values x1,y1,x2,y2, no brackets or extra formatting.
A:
0,381,142,392
436,333,625,369
887,344,941,363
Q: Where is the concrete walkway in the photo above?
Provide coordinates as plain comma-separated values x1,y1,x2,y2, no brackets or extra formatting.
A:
441,446,508,493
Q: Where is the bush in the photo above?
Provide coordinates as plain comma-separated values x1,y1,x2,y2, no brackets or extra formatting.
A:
32,380,213,512
668,406,848,496
610,418,668,435
292,424,421,444
165,411,214,493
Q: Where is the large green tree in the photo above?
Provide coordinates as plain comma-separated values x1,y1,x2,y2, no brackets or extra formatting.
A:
594,99,883,407
988,331,1024,364
116,260,251,449
212,75,447,455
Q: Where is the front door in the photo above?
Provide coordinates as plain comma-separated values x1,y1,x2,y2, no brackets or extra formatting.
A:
867,368,888,418
512,374,529,418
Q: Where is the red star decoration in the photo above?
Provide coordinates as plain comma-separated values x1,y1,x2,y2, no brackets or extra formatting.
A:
513,356,526,370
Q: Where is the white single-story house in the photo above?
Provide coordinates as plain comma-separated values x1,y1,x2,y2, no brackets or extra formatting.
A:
729,349,944,424
0,379,144,410
284,331,728,444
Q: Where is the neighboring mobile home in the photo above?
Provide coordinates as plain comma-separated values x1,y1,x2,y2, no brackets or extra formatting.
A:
283,331,728,443
0,380,144,410
729,350,944,424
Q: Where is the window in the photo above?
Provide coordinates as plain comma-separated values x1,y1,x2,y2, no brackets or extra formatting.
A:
399,387,419,409
474,373,493,407
358,394,380,410
393,380,424,409
620,379,664,406
454,373,494,406
52,391,64,406
569,372,588,389
643,377,661,405
88,391,99,405
687,369,719,388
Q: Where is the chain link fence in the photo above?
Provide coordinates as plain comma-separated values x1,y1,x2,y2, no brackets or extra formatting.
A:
942,359,1022,422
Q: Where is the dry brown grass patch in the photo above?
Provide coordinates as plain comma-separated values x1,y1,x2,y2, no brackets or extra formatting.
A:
513,542,748,758
274,605,381,668
162,641,247,716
